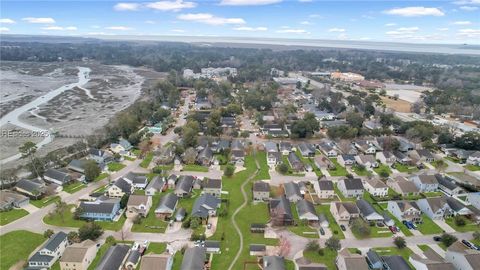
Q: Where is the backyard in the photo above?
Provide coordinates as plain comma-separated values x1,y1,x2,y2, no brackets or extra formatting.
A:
107,162,126,172
416,214,444,235
327,158,348,176
303,248,338,270
0,230,46,270
182,164,209,172
63,182,86,194
131,194,168,233
140,152,154,168
0,208,29,225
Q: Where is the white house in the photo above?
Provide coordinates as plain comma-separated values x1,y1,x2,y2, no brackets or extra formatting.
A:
445,241,480,270
417,197,452,220
387,200,422,223
376,151,396,166
337,178,364,198
313,179,335,199
411,174,439,193
363,178,388,197
28,232,69,269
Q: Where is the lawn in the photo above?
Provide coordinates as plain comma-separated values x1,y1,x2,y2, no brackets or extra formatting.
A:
465,164,480,171
254,151,271,180
107,162,126,171
327,158,348,176
124,156,136,161
171,251,183,270
140,152,154,168
351,223,392,239
418,244,431,252
0,230,46,270
131,194,168,233
30,195,60,208
43,204,126,231
95,172,109,181
182,164,209,172
303,248,338,270
374,164,392,177
63,182,86,194
88,242,114,270
0,209,29,225
352,165,370,176
146,242,167,254
371,200,413,237
316,204,345,239
394,163,419,173
445,217,480,232
288,204,318,238
295,150,322,177
280,155,305,176
416,214,444,235
422,192,443,198
445,156,461,163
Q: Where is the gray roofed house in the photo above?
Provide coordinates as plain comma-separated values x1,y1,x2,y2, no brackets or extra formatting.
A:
108,178,133,198
446,196,472,216
265,141,279,153
269,196,294,226
338,154,356,167
298,142,316,157
318,213,329,227
331,202,360,222
174,175,195,197
155,193,178,219
417,197,452,220
95,244,130,270
15,179,45,197
191,193,220,219
382,255,412,270
250,244,267,256
253,181,270,201
387,176,420,196
123,172,148,189
337,178,364,198
284,182,302,202
436,174,464,196
88,148,113,165
396,137,415,152
280,142,293,155
203,178,222,198
263,256,286,270
445,240,480,270
79,198,121,221
314,179,335,199
204,240,221,253
28,232,68,269
68,159,87,173
180,247,206,270
356,199,384,222
411,174,439,193
125,250,141,269
287,152,305,172
145,176,165,196
175,208,186,222
44,168,71,186
0,190,29,210
296,199,319,221
197,146,214,166
366,249,383,270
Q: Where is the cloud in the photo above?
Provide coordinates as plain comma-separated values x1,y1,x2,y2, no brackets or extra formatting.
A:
300,21,312,25
437,27,449,31
220,0,282,6
233,26,268,31
459,5,479,10
41,26,77,31
0,18,16,24
384,26,444,41
114,3,141,11
452,21,472,25
276,28,309,34
22,17,56,24
177,13,245,25
105,26,133,30
146,1,196,11
384,7,445,17
328,28,346,32
0,27,10,32
145,20,156,24
298,0,312,2
457,28,480,38
452,0,480,5
385,23,397,27
386,27,419,35
171,29,185,32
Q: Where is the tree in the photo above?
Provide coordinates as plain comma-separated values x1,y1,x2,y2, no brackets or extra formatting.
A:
54,200,68,223
19,141,41,177
394,237,406,249
84,160,101,182
183,147,197,165
277,163,289,175
190,217,200,229
351,218,371,237
44,229,54,238
224,164,235,177
440,233,458,248
435,159,448,173
346,112,365,129
78,222,104,241
296,81,302,89
138,139,152,158
67,231,80,243
325,236,341,250
120,194,129,209
305,240,320,252
473,231,480,242
454,215,466,227
74,206,84,220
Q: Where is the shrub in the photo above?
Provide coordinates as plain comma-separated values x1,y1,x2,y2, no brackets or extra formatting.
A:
305,240,320,252
318,248,325,256
454,216,466,227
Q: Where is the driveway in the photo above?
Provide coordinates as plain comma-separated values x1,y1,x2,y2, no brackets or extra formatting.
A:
21,204,39,214
433,219,456,233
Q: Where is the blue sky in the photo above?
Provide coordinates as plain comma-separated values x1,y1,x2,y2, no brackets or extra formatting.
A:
1,0,479,44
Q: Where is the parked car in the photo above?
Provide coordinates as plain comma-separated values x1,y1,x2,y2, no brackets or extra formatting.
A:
340,225,346,231
433,236,442,242
207,223,212,229
319,228,325,235
388,226,397,234
462,240,474,249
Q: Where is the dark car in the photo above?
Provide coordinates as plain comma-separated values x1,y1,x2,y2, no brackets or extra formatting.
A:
319,228,325,235
462,240,473,249
433,236,442,241
389,226,397,234
340,225,346,231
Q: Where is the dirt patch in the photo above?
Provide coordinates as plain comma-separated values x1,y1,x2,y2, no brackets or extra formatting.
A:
381,97,412,113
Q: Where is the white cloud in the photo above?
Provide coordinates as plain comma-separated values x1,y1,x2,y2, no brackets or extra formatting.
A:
145,20,156,24
177,13,245,25
362,15,374,19
87,32,116,36
0,27,10,32
337,33,348,40
220,0,282,6
384,7,445,17
457,28,480,38
385,23,397,27
0,18,16,24
437,27,449,31
384,26,444,41
105,26,133,30
452,21,472,25
22,17,56,24
276,28,309,34
300,21,312,25
171,29,185,32
298,0,312,2
459,5,479,10
328,28,345,32
233,26,268,31
114,3,141,11
41,26,77,31
146,0,196,11
452,0,480,5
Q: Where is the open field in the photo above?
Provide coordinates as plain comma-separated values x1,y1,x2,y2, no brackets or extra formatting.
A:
0,230,46,270
381,97,412,113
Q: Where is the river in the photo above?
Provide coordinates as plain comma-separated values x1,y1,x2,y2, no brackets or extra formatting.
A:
0,67,91,164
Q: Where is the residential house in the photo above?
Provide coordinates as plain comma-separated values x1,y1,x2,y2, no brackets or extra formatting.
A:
204,240,221,254
466,193,480,211
107,178,133,198
393,151,412,165
409,248,455,270
249,244,266,256
155,193,178,219
95,244,130,270
337,155,356,167
330,202,360,222
28,232,68,269
366,249,383,270
382,255,412,270
88,148,113,165
180,247,206,270
167,174,178,189
387,201,422,223
445,240,480,270
220,116,236,129
79,198,121,221
279,142,293,155
411,174,439,193
156,145,175,165
44,168,71,186
376,151,396,166
396,137,415,152
436,174,464,196
59,240,97,270
253,181,270,202
203,178,222,198
197,146,213,166
263,256,286,270
125,249,142,270
191,194,220,221
67,159,87,174
318,213,329,228
174,175,195,198
123,172,148,189
387,176,420,197
363,178,388,197
356,199,384,222
126,195,152,218
355,154,379,168
0,190,29,210
383,213,395,227
409,149,436,163
15,179,45,198
417,197,452,220
337,178,364,198
269,196,294,226
262,124,288,138
145,176,165,196
284,182,303,202
140,254,173,270
354,140,378,155
446,196,472,216
335,249,369,270
296,199,319,222
298,142,316,157
313,179,335,199
318,141,338,157
175,208,186,222
467,151,480,166
287,152,305,172
110,139,133,155
314,155,335,170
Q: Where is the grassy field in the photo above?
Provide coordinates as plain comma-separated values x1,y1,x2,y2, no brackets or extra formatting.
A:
422,192,443,198
465,164,480,171
254,151,271,180
394,163,419,173
352,165,370,176
0,230,46,270
374,164,392,176
0,209,29,225
131,194,168,233
30,195,60,208
107,162,126,171
445,217,480,232
417,214,443,235
146,242,167,254
63,182,86,194
327,158,348,176
140,152,154,168
303,248,338,270
95,172,109,181
182,164,209,172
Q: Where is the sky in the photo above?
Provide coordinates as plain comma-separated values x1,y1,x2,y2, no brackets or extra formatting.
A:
0,0,479,44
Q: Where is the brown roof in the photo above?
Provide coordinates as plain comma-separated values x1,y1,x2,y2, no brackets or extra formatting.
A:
337,249,369,270
448,241,480,268
127,195,149,207
334,202,359,216
365,178,387,189
390,177,419,194
410,253,455,270
140,254,171,270
60,240,96,263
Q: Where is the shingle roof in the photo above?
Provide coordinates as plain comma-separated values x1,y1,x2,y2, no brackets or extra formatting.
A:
80,199,119,214
205,240,220,249
253,181,270,192
155,193,178,213
181,247,206,270
203,178,222,189
263,256,286,270
296,199,317,218
95,244,130,270
44,168,70,183
146,176,165,191
127,250,141,264
43,231,67,252
127,195,149,207
113,178,132,194
250,244,266,252
342,178,364,190
16,179,43,193
356,199,379,217
175,175,195,193
382,255,412,270
140,254,171,270
191,194,220,218
317,180,334,191
60,240,96,263
284,182,301,199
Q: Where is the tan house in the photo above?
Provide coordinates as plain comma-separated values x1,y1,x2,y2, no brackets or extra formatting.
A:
335,249,369,270
107,178,133,198
330,202,360,223
140,254,173,270
202,178,222,198
60,240,97,270
126,195,152,218
313,179,335,199
387,176,420,197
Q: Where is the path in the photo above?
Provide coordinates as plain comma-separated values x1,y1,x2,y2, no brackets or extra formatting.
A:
227,151,260,270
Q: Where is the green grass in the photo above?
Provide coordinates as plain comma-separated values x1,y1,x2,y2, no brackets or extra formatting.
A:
140,152,154,168
288,205,318,238
327,158,348,176
171,251,183,270
146,242,167,254
154,164,174,171
394,163,419,173
295,150,322,177
422,192,443,198
333,183,356,202
303,248,338,270
373,247,414,269
131,194,168,233
88,242,114,270
352,165,370,176
316,204,345,239
63,182,86,194
95,172,109,181
280,155,305,176
0,230,46,270
416,214,444,235
254,151,271,180
445,156,461,163
0,209,29,225
465,164,480,171
418,244,431,252
132,149,141,156
107,162,126,171
374,164,392,177
43,204,126,231
182,164,209,172
124,156,136,161
30,195,60,208
445,217,480,232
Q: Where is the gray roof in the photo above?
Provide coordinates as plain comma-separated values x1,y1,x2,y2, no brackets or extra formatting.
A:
270,196,293,220
43,231,67,252
296,199,317,217
203,178,222,189
113,178,132,194
298,142,315,154
80,199,119,214
44,168,70,184
318,213,329,224
318,180,334,191
366,249,382,265
16,179,44,193
381,255,412,270
446,196,469,212
287,152,304,171
155,193,178,213
191,194,220,218
253,181,270,192
356,199,379,217
250,244,266,252
30,253,54,263
68,159,87,171
342,178,364,190
280,142,292,151
205,240,220,249
123,172,147,185
197,146,213,160
175,208,186,220
284,182,301,199
181,247,206,270
127,250,141,264
341,154,356,161
265,141,279,152
435,174,458,191
263,256,286,270
175,175,195,193
146,176,165,191
95,244,130,270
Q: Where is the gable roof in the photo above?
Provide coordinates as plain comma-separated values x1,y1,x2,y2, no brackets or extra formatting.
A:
155,193,178,213
43,231,67,252
270,196,293,220
80,199,120,214
284,182,301,199
146,176,165,191
44,168,70,183
181,247,206,270
140,254,171,270
203,178,222,189
175,175,195,193
382,255,412,270
253,181,270,192
95,244,130,270
341,178,364,190
415,174,438,185
365,178,387,189
263,256,286,270
113,178,132,194
334,202,359,216
127,195,149,207
317,180,334,191
296,199,317,218
60,240,96,263
16,179,44,193
356,199,380,217
191,194,220,218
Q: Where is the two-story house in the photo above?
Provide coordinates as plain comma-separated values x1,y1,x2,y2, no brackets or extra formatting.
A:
253,181,270,202
330,202,360,223
60,240,97,270
203,178,222,198
28,232,68,269
387,200,422,223
126,195,152,219
417,197,452,220
337,178,364,198
78,198,121,221
107,178,134,198
445,241,480,270
154,193,178,220
411,174,439,193
313,179,335,199
363,178,388,197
